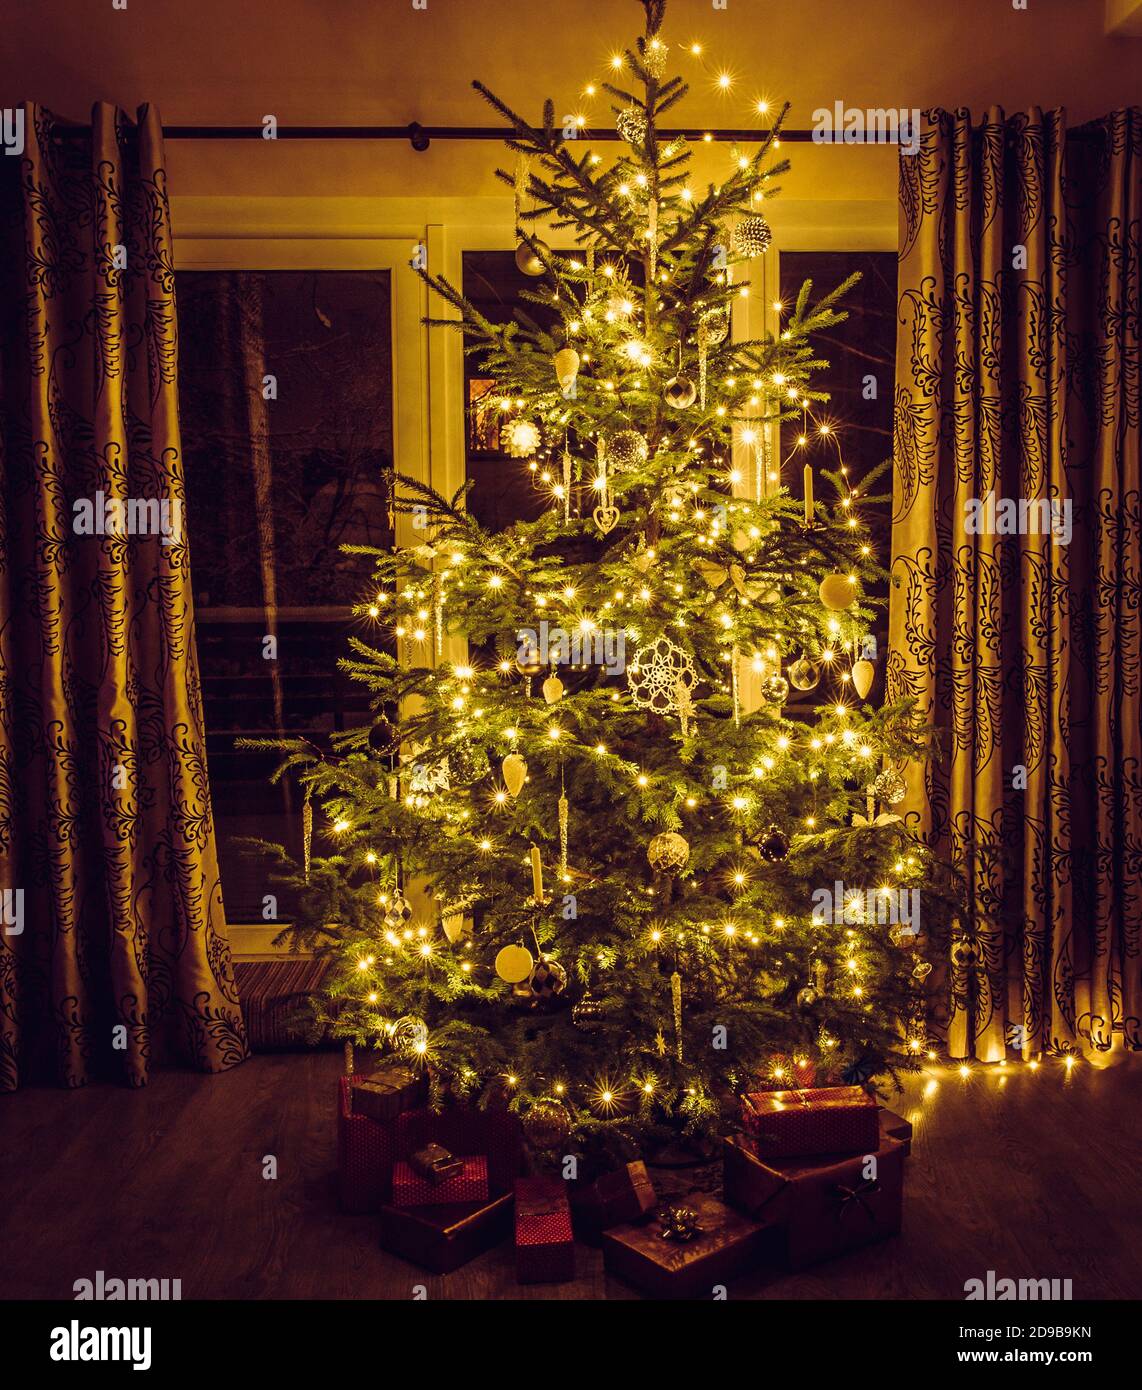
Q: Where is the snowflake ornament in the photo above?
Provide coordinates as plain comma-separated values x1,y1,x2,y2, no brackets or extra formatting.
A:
627,637,697,716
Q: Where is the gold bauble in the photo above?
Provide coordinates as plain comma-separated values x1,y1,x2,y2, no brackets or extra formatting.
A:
495,944,535,983
818,573,856,610
515,240,548,276
647,830,690,874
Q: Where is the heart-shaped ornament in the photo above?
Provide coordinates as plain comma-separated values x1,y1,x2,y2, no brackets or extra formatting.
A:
593,505,619,535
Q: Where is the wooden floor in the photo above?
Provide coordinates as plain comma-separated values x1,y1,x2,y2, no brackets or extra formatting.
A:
2,1049,1140,1300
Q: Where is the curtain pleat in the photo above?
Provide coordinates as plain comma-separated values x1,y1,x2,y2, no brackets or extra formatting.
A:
0,103,248,1088
890,106,1141,1060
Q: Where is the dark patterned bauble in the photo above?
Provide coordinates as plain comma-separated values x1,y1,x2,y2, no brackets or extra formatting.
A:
796,985,819,1009
761,673,789,705
571,991,606,1032
510,981,540,1009
616,105,648,145
787,656,819,691
732,214,773,258
755,825,790,863
449,739,490,783
663,374,697,409
382,892,414,931
606,428,650,471
841,1054,877,1086
514,240,548,276
528,954,568,1000
871,769,907,806
523,1096,572,1150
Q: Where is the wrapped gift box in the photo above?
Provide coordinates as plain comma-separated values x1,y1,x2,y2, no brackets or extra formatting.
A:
337,1076,397,1213
740,1085,879,1158
395,1107,522,1196
723,1133,905,1270
379,1193,514,1274
570,1160,657,1243
879,1107,913,1156
392,1155,489,1208
514,1176,575,1284
350,1062,428,1124
602,1191,774,1299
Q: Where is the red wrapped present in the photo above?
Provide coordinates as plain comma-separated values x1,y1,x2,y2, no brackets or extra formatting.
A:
392,1155,489,1208
395,1107,522,1196
379,1193,513,1274
350,1062,428,1123
570,1160,657,1244
514,1176,575,1284
602,1191,775,1300
740,1085,879,1158
722,1133,905,1270
337,1075,397,1213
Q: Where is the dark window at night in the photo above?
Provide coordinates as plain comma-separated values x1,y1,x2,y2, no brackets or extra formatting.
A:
178,269,394,920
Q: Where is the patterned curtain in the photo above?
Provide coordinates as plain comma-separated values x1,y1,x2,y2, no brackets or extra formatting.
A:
0,104,247,1089
890,107,1141,1062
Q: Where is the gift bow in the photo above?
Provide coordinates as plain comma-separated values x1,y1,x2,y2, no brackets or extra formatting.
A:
852,812,902,829
833,1177,881,1223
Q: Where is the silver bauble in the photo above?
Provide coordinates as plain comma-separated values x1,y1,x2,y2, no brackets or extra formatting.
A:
872,769,907,805
787,657,820,691
616,106,647,145
732,215,773,258
606,428,649,471
761,674,790,705
663,375,697,409
514,240,548,276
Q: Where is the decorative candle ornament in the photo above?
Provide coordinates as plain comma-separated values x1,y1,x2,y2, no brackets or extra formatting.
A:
852,659,874,700
818,573,856,610
803,463,814,526
530,844,545,902
502,752,528,797
553,347,580,391
495,943,535,983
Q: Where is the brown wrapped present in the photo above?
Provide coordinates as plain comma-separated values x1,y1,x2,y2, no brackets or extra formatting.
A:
602,1191,774,1299
740,1085,879,1158
379,1193,513,1273
879,1107,913,1156
723,1133,905,1270
410,1143,464,1183
570,1160,657,1243
351,1062,428,1124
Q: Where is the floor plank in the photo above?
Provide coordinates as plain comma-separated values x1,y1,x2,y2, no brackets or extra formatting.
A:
2,1051,1139,1300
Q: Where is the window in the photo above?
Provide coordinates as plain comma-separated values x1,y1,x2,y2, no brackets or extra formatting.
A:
178,269,394,919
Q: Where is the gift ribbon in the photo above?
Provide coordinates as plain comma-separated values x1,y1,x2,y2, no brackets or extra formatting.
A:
833,1177,881,1223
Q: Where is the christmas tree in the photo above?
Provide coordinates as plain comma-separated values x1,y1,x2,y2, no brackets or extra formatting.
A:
247,0,953,1164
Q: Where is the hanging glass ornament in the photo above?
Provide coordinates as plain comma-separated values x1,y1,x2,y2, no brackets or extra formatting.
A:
761,673,790,705
628,635,697,715
647,830,690,874
664,374,697,409
872,769,908,805
382,891,414,932
558,781,569,875
514,239,548,276
301,790,313,883
670,970,683,1061
506,418,541,457
788,656,820,691
561,444,572,522
606,428,649,471
796,985,819,1010
699,305,730,345
755,825,790,862
644,37,669,79
732,214,773,257
542,672,565,704
616,105,647,145
572,991,606,1032
523,1097,572,1150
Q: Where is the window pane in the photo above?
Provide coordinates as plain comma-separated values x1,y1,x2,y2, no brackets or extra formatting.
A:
177,269,394,919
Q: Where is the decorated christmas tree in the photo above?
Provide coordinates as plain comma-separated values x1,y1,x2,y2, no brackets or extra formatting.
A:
247,0,954,1164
